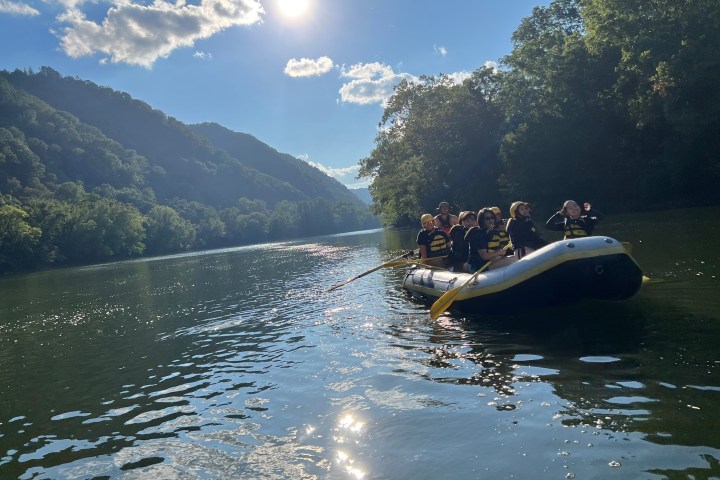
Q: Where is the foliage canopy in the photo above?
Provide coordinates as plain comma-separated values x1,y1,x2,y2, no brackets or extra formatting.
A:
361,0,720,226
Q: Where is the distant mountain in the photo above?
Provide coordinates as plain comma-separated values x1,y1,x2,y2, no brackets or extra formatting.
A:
350,187,372,205
1,67,365,208
0,67,379,273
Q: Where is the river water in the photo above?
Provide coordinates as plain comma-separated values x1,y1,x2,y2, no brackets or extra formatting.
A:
1,207,719,479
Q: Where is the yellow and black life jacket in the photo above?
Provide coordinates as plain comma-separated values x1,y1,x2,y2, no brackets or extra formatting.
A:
427,229,450,257
564,218,590,239
496,228,510,249
485,229,503,253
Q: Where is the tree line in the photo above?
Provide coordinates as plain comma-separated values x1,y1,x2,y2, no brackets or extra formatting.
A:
360,0,720,226
0,186,374,273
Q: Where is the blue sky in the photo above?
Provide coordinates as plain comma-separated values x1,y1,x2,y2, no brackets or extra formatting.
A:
0,0,549,188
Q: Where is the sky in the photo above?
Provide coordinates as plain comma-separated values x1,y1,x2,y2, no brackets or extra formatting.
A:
0,0,550,188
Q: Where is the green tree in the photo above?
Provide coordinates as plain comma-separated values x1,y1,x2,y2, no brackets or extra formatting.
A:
268,201,299,240
582,0,720,204
144,205,196,254
359,68,504,226
169,200,226,249
498,0,618,209
0,204,41,273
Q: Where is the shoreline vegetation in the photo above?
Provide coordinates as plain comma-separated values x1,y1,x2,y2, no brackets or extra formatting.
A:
359,0,720,226
3,0,720,275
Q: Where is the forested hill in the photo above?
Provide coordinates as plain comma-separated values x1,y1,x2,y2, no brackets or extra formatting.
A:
0,68,377,274
2,67,359,206
189,122,359,204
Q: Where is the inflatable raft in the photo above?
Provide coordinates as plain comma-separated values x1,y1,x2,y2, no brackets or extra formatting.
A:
402,236,643,314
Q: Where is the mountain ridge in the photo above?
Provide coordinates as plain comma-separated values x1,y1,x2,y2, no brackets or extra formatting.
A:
2,66,363,207
0,67,378,274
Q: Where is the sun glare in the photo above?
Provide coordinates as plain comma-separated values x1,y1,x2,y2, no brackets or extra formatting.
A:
276,0,310,18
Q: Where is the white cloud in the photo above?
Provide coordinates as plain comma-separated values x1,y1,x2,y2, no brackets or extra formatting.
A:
434,45,447,56
345,179,371,189
338,62,416,105
341,62,393,79
0,0,39,15
483,60,499,72
306,159,360,179
445,70,472,84
297,154,360,182
308,161,359,179
56,0,264,67
284,56,334,77
193,50,212,59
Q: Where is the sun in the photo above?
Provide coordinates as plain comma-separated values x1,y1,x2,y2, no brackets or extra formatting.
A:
276,0,310,18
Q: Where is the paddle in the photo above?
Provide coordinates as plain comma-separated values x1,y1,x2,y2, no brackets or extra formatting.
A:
327,250,417,292
429,244,512,320
381,255,449,269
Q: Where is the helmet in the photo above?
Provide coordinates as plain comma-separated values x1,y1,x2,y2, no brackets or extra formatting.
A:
490,206,501,215
509,201,527,219
437,201,450,210
420,213,434,226
457,211,474,223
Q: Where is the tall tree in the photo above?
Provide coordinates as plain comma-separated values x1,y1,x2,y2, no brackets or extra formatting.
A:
359,68,504,226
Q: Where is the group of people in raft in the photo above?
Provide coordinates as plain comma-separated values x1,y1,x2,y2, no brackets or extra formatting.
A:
417,200,604,272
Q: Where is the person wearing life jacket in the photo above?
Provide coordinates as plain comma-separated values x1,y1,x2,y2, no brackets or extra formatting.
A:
447,211,477,272
465,208,517,272
506,201,548,259
545,200,604,239
489,206,512,254
433,201,458,235
417,213,450,268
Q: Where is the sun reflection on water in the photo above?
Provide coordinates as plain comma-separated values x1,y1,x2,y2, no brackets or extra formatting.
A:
333,413,367,478
338,413,364,434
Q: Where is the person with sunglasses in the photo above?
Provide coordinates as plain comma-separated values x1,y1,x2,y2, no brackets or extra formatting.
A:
465,208,517,272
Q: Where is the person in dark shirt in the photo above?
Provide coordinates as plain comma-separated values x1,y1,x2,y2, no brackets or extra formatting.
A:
448,211,477,272
506,201,548,259
466,208,516,272
433,201,458,235
417,213,450,268
545,200,604,239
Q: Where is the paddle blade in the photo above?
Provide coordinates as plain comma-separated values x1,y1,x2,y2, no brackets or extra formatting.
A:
429,285,463,320
427,246,507,320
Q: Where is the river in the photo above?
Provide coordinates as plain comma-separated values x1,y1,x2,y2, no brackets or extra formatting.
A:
1,207,719,479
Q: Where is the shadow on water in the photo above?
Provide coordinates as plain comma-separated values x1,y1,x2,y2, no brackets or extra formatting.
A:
394,287,720,456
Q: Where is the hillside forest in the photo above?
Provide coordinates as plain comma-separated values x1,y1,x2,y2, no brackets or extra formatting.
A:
360,0,720,226
0,69,378,274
